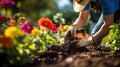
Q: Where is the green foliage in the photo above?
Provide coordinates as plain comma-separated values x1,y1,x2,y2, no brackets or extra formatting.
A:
62,11,78,25
16,0,58,20
0,22,9,34
109,20,120,53
53,13,65,25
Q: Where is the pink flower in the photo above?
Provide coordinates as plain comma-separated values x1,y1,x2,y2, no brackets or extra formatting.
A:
0,0,15,7
51,24,58,32
21,21,34,34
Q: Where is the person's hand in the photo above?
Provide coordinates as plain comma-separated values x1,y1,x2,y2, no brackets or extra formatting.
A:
64,25,78,42
76,36,94,47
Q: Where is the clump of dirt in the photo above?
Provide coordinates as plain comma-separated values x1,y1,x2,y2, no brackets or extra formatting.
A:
31,37,89,64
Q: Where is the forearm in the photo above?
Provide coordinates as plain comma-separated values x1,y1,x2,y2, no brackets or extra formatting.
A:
93,22,110,42
92,13,114,43
73,10,90,29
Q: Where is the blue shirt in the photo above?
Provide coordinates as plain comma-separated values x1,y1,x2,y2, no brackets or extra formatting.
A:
84,0,120,15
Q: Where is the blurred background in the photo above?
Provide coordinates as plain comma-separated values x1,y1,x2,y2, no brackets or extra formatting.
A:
0,0,78,24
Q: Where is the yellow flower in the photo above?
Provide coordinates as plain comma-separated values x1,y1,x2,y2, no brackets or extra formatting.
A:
17,17,26,23
4,26,24,38
31,28,43,35
29,44,36,50
63,25,69,32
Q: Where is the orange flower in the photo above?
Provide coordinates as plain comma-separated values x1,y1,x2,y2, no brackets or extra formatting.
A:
38,18,53,30
75,33,85,38
0,35,13,48
9,19,17,25
75,33,90,39
85,33,90,39
57,25,64,31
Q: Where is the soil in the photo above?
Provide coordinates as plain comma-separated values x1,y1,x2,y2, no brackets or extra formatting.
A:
2,37,120,67
23,37,120,67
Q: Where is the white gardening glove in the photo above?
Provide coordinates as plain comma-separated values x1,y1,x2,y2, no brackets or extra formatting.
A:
77,36,94,47
64,25,78,42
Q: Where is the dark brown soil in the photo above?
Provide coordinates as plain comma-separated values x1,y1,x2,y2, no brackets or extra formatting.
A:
1,37,120,67
23,37,120,67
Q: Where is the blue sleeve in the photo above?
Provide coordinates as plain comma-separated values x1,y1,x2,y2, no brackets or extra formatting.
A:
100,0,119,15
83,2,90,10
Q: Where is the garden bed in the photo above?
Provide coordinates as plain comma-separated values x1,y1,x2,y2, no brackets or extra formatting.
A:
22,38,120,67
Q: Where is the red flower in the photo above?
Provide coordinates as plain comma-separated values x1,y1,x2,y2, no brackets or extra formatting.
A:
0,35,13,48
51,24,58,32
0,16,10,22
38,18,53,30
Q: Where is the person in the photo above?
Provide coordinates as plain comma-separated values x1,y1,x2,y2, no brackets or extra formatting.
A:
89,8,103,34
64,0,120,47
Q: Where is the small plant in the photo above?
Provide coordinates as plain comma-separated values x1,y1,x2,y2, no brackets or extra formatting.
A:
53,13,65,25
108,20,120,53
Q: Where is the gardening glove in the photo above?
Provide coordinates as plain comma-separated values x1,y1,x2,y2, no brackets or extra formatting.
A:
76,36,94,47
64,25,78,42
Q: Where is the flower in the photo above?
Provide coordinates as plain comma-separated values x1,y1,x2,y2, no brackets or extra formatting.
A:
4,26,24,38
85,33,90,39
62,25,69,32
57,25,64,31
17,17,26,23
38,18,53,30
32,27,43,35
21,21,34,34
75,33,85,38
51,24,58,32
0,35,13,47
9,19,17,25
0,0,15,7
58,25,69,32
0,16,10,22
